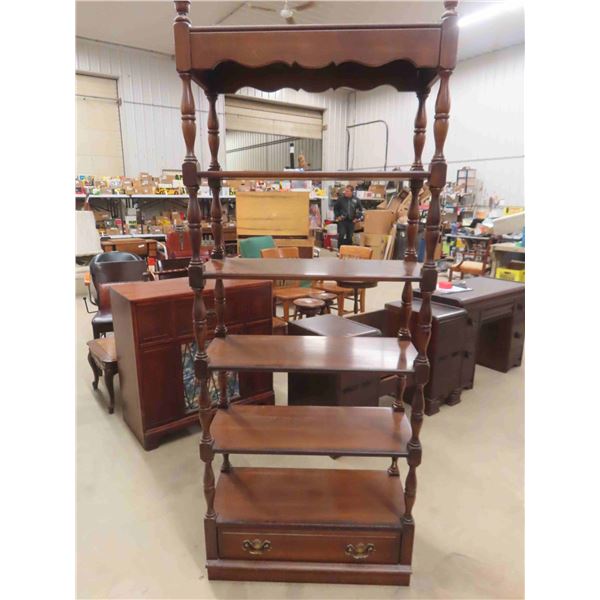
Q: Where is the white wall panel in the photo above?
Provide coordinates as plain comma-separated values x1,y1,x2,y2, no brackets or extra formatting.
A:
349,44,525,205
76,38,226,176
234,88,350,171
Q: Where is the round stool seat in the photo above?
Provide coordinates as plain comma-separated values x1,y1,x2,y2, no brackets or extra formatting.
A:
308,291,337,314
335,280,378,314
293,297,325,319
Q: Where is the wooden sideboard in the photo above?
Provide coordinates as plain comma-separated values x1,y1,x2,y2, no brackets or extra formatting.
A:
111,277,274,450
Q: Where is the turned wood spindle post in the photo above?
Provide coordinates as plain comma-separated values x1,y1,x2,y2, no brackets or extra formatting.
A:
175,1,217,530
403,0,456,534
395,86,429,421
206,92,225,260
205,92,229,410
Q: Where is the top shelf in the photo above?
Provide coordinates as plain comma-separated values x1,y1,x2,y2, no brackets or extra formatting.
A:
197,170,429,181
203,258,422,282
174,5,459,94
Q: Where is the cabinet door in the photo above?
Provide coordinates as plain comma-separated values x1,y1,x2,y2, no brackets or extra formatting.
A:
139,344,185,428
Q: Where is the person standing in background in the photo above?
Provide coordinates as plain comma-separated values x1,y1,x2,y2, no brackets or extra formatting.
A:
334,184,364,247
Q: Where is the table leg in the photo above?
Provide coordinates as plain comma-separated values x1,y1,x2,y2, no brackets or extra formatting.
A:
88,351,101,390
352,288,359,314
105,365,116,414
283,300,290,322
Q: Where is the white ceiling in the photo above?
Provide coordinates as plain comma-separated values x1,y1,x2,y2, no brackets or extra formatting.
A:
76,1,524,62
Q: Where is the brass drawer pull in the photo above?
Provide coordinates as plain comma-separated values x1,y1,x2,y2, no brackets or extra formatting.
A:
242,538,272,555
345,542,375,560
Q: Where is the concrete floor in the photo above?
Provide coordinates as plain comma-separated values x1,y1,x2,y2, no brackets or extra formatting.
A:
76,280,524,599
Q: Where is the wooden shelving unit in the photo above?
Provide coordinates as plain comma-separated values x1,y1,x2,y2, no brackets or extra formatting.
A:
172,0,459,586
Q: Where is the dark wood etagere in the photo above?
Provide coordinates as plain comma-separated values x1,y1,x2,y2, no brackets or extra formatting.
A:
173,0,459,586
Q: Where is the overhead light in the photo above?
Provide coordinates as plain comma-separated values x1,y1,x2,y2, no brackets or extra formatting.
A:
458,0,523,28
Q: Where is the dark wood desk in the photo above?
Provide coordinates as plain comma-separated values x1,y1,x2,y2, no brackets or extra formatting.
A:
287,314,382,407
415,277,525,379
111,277,274,450
349,300,469,415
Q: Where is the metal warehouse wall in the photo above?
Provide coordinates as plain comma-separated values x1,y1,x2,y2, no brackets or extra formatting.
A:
234,88,350,171
76,38,349,177
76,37,217,176
226,132,323,171
348,44,525,205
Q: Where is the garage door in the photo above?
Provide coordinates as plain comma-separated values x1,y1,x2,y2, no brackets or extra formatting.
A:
76,74,124,176
225,96,323,139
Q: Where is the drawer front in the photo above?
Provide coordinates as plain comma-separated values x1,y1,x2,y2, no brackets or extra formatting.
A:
218,528,400,564
480,302,514,323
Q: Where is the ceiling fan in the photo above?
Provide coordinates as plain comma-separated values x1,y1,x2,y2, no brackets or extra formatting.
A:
247,1,316,25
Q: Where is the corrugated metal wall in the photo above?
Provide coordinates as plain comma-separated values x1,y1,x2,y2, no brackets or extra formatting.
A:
76,37,225,176
348,44,525,204
234,88,350,171
76,38,348,176
226,131,323,171
76,38,523,204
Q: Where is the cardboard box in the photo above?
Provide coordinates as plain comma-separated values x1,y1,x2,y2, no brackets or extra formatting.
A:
360,233,390,260
364,210,395,234
368,184,386,199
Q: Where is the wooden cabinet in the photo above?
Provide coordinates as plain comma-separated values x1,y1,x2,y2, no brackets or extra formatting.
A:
111,278,274,450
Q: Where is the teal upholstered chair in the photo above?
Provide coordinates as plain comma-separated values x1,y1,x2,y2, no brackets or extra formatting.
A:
238,236,276,258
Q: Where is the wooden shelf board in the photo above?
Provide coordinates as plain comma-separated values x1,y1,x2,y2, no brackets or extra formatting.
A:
203,258,422,282
215,467,405,528
212,405,412,457
207,335,417,374
198,170,429,181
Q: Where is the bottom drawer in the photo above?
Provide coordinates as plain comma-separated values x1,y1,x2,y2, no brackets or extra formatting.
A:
218,527,401,564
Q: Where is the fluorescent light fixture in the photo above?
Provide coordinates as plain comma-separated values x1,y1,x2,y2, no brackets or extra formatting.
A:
458,0,523,28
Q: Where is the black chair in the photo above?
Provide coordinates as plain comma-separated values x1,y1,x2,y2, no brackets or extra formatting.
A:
85,251,143,308
84,253,149,338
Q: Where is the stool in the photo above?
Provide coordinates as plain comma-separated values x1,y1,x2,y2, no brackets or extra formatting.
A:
86,337,119,414
293,297,325,320
272,316,288,335
309,291,337,314
335,280,378,314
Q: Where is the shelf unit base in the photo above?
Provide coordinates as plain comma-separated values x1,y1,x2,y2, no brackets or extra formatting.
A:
206,559,411,586
210,467,412,585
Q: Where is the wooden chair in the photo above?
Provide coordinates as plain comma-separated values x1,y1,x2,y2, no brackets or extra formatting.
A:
260,246,311,322
448,244,491,281
313,245,374,314
155,257,190,280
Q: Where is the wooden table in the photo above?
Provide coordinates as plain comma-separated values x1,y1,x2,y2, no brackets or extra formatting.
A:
110,277,274,450
101,237,158,258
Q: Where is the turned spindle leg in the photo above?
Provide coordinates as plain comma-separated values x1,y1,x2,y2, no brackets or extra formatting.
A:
175,0,218,560
401,2,456,567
